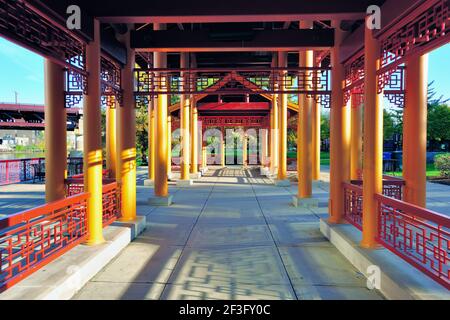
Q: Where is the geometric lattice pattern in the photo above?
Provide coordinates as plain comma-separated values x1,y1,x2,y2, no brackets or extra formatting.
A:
376,195,450,290
0,193,89,291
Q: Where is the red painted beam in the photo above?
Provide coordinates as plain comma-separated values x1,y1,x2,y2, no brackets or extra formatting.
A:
197,102,269,111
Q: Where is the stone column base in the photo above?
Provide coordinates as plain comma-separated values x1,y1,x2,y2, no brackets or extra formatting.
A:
190,172,202,179
143,179,154,186
260,166,270,176
274,179,291,187
176,179,193,187
292,196,319,208
148,194,173,206
114,216,147,240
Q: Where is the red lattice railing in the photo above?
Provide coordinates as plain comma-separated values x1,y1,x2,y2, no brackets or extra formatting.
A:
343,182,363,230
350,176,405,200
65,177,121,227
344,176,405,231
0,192,89,292
0,158,42,185
102,182,121,227
375,194,450,290
0,157,84,186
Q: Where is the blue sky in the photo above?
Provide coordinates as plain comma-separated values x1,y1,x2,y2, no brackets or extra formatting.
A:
0,36,449,104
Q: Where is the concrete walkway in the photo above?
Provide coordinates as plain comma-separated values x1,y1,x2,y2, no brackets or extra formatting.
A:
73,167,383,300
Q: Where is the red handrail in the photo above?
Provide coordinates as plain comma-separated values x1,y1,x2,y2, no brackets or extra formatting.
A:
375,193,450,289
343,182,363,230
375,193,450,227
0,192,90,291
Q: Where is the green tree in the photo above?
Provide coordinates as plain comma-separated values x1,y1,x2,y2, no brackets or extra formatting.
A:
321,113,330,140
135,106,148,165
428,103,450,142
383,110,396,140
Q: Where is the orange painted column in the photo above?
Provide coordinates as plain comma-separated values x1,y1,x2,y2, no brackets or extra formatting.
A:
180,52,191,180
243,134,248,167
270,99,278,173
106,97,117,179
277,51,288,181
270,53,279,174
298,20,314,197
154,65,169,195
403,54,428,207
148,99,155,180
329,21,351,223
83,19,104,244
312,78,321,181
350,96,363,180
221,138,226,167
44,59,67,202
261,128,268,167
361,19,383,248
167,115,172,177
190,99,199,174
117,30,137,221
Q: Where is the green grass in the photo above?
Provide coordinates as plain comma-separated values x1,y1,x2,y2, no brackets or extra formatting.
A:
426,163,441,177
286,151,330,165
383,163,442,177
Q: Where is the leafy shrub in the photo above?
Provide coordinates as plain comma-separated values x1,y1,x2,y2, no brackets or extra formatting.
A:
434,154,450,178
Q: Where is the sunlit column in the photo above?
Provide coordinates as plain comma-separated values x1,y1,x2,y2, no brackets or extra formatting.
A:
361,18,383,248
403,54,428,207
312,73,321,180
329,21,351,223
350,96,363,180
106,96,117,179
167,115,172,178
147,99,155,181
44,59,67,202
221,128,226,167
190,102,199,175
270,54,279,174
261,128,268,167
298,20,314,198
180,52,191,180
83,19,104,244
277,51,288,184
153,24,169,197
243,134,248,167
117,28,137,220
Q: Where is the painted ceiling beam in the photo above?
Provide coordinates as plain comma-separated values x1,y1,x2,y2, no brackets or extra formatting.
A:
131,29,334,52
33,0,385,23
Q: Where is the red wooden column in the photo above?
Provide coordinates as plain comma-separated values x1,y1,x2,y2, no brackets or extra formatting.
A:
361,18,383,249
403,54,428,207
84,19,104,244
296,20,314,205
44,59,67,203
149,23,172,205
275,51,290,187
329,21,350,223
